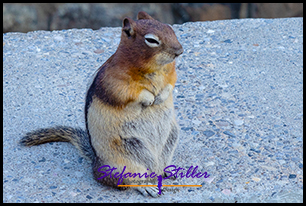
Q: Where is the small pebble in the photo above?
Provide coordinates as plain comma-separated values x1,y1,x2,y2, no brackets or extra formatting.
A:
223,39,232,43
222,189,231,195
234,119,244,126
203,130,215,137
223,131,236,138
38,157,46,162
86,195,93,199
207,29,215,34
252,177,260,182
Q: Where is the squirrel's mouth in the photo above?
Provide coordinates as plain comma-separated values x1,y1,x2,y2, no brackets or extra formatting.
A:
155,52,178,65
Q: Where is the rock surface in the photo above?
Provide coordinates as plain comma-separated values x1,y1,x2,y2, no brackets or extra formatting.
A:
3,18,303,202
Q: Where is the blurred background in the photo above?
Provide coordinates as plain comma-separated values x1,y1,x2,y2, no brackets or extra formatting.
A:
3,3,303,33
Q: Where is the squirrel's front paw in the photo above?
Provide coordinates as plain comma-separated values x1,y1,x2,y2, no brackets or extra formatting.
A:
154,84,173,105
138,89,155,107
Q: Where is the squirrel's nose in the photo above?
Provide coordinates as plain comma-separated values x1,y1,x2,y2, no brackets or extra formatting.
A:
175,47,184,57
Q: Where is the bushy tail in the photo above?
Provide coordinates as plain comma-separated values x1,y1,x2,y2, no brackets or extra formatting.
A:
20,126,95,163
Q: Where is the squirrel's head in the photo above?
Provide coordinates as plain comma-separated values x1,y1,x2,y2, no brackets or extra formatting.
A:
118,11,183,67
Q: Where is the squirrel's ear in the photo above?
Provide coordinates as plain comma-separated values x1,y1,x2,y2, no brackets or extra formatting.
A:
137,11,154,20
122,17,136,38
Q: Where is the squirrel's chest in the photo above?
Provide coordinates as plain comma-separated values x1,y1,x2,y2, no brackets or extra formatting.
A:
87,95,174,145
141,71,167,95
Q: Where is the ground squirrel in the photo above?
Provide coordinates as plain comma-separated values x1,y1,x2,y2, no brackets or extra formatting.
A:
20,11,183,197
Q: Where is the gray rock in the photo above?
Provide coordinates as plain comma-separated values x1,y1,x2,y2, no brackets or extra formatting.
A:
3,18,303,203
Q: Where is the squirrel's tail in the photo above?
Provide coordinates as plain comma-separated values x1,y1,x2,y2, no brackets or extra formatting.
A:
20,126,95,163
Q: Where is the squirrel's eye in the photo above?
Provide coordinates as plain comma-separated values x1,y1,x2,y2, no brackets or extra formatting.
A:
145,34,161,47
145,38,159,45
